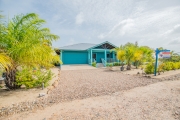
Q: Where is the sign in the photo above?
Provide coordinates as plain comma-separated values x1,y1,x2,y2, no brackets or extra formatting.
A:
159,50,170,58
154,48,170,76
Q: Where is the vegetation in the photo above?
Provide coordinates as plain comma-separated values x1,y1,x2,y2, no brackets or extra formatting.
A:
112,42,153,70
16,67,53,89
0,13,61,89
106,63,113,67
145,62,180,74
113,62,121,66
144,48,180,74
92,62,96,67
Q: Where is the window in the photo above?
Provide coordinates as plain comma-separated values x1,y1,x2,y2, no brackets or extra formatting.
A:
93,53,96,59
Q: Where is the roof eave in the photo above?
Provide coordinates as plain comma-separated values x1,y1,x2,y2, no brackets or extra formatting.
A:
86,41,117,50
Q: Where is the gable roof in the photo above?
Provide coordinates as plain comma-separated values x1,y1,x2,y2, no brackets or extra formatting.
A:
59,41,117,50
87,41,117,50
60,43,97,50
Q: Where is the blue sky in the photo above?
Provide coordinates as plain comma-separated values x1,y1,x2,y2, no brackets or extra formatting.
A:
1,0,180,52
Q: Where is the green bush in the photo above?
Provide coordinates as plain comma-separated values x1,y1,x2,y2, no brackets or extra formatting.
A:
164,62,172,71
145,62,154,74
92,62,96,67
174,62,179,70
177,62,180,69
107,63,113,67
170,62,178,70
108,63,113,67
16,67,53,89
113,62,120,66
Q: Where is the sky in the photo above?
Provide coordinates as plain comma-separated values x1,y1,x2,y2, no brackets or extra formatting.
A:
0,0,180,52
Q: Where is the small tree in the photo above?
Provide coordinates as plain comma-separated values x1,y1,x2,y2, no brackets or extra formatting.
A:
117,50,125,71
0,13,61,89
133,50,143,69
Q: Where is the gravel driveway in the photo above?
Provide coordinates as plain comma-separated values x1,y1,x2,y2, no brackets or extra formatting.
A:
1,68,180,119
49,69,176,103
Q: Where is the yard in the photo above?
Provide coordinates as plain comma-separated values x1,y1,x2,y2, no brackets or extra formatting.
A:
1,68,180,119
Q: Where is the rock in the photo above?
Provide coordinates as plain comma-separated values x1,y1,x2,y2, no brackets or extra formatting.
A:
52,81,58,88
39,93,46,97
20,84,26,89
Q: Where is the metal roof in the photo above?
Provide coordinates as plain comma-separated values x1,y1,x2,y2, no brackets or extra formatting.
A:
59,43,97,50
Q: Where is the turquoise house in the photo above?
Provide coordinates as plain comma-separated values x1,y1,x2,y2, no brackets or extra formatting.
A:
59,41,118,66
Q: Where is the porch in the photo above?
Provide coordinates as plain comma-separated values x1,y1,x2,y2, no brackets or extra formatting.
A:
88,49,118,67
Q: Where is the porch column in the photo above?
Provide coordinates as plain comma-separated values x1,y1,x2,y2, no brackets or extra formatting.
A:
104,49,107,67
91,49,92,65
112,51,115,62
112,51,115,59
88,50,90,64
60,50,63,70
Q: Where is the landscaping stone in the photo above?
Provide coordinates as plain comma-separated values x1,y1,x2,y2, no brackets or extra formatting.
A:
20,84,26,89
39,93,46,97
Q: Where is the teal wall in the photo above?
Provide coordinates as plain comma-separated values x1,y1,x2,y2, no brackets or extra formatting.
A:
62,51,88,64
92,52,113,63
93,52,104,63
62,50,116,64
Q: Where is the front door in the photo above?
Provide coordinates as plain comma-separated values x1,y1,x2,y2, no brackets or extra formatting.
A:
93,53,97,61
107,53,110,58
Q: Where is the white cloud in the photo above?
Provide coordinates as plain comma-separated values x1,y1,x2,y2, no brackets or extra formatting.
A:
163,24,180,35
98,19,135,39
169,38,180,45
75,12,84,25
1,0,180,52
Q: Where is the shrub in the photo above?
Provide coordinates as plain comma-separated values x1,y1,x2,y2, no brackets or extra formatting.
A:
163,62,172,71
170,62,178,70
16,67,53,89
109,63,113,67
145,62,154,74
92,62,96,67
113,62,120,66
106,63,113,67
175,63,179,69
177,62,180,69
158,63,165,73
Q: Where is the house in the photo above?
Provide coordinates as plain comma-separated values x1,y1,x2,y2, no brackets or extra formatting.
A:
59,41,118,66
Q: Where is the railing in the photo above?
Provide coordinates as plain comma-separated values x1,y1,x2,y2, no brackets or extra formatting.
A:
101,58,106,67
107,58,118,63
88,59,96,65
93,59,96,63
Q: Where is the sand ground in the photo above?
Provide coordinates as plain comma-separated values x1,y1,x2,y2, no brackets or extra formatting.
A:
4,80,180,120
0,66,180,119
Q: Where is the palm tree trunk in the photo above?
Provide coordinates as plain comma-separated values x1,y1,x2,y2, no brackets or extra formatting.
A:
127,59,131,70
4,67,19,89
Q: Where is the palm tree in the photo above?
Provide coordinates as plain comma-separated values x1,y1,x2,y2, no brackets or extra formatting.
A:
133,50,143,69
111,45,125,70
0,13,61,89
117,50,125,70
124,46,135,70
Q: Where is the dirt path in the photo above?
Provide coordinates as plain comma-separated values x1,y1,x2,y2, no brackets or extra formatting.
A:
4,80,180,120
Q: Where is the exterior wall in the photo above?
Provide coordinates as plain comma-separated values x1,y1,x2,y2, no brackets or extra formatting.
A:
92,51,115,63
62,51,88,64
93,52,105,63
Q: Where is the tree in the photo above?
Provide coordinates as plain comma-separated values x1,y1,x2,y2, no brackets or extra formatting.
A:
133,50,143,69
117,50,125,70
124,46,136,70
111,45,125,70
0,13,61,89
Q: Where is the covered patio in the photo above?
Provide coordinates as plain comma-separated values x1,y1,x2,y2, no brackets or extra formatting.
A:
87,42,118,66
